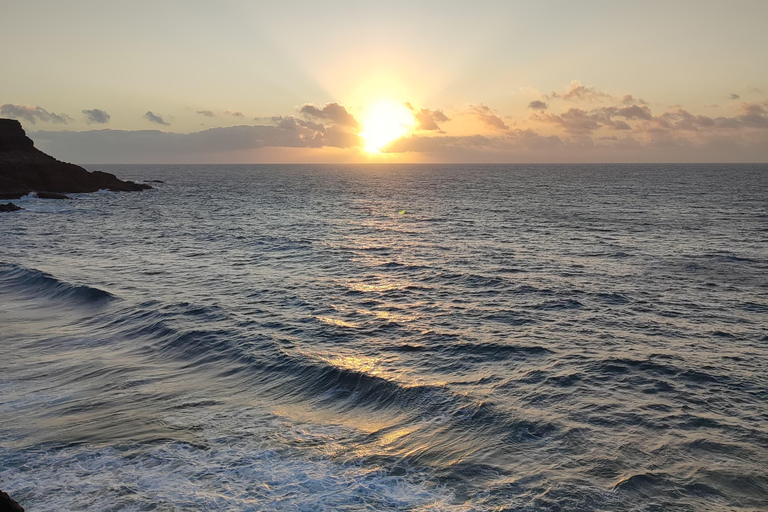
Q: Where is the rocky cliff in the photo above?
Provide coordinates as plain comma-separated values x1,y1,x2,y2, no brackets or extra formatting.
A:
0,489,24,511
0,118,150,199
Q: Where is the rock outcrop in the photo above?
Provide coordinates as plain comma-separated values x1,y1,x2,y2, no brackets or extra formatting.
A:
0,202,23,212
0,118,151,199
0,489,24,511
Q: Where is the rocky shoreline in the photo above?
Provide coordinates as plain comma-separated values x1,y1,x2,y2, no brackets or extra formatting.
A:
0,489,24,511
0,202,23,212
0,118,151,202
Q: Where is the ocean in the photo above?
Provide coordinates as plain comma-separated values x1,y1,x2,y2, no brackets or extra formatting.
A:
1,164,766,511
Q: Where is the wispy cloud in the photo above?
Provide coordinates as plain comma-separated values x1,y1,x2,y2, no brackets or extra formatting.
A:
471,104,508,130
548,81,612,102
196,110,215,117
621,94,647,106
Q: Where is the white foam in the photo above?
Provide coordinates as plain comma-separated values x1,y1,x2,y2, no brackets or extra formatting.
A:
0,440,471,512
0,390,471,512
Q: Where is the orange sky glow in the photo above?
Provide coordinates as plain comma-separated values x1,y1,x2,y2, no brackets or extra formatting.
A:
2,1,767,163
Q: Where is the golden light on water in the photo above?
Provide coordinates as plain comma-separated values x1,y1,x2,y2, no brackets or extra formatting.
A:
316,316,359,329
326,355,381,376
359,100,416,153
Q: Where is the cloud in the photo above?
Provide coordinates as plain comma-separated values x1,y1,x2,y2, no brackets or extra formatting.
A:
269,115,326,132
654,107,716,130
729,93,741,100
0,104,71,124
82,108,110,124
621,94,648,105
18,85,768,164
614,105,653,120
383,128,567,155
29,120,364,163
195,109,243,118
533,103,658,134
385,134,495,153
471,104,508,130
738,102,768,128
405,103,450,131
546,84,649,107
323,124,363,148
29,115,768,164
144,111,170,126
548,81,612,102
300,102,359,128
588,101,768,135
381,121,768,162
535,108,603,134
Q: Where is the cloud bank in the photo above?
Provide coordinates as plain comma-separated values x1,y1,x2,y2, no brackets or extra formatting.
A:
17,82,768,163
31,117,364,163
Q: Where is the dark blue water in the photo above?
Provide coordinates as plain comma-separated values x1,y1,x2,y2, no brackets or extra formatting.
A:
1,164,767,511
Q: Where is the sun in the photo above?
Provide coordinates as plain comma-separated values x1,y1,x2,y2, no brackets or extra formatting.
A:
359,100,416,153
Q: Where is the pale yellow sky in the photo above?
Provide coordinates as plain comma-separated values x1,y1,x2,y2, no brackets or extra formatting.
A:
2,0,767,162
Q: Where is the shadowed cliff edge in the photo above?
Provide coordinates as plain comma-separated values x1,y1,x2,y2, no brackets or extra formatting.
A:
0,489,24,512
0,118,150,200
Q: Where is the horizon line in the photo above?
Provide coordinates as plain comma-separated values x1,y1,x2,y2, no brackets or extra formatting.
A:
82,161,768,166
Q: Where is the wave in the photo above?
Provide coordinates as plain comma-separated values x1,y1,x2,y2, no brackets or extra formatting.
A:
0,263,116,305
108,306,560,451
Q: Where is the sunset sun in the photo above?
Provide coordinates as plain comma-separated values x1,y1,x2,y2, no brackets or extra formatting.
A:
359,100,416,153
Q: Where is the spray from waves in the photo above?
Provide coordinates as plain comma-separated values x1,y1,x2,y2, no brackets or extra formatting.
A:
0,424,472,512
0,263,116,305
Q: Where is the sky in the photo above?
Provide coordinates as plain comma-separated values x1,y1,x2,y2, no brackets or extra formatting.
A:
2,0,768,163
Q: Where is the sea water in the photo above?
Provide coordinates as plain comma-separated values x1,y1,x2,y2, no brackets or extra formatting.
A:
1,164,767,511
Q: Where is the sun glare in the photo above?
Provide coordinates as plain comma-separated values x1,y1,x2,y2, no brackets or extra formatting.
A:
359,100,415,153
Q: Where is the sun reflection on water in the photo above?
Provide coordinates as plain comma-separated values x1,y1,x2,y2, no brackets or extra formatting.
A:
315,316,359,329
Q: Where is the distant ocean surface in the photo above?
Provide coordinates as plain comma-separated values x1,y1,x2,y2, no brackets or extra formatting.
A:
1,164,767,512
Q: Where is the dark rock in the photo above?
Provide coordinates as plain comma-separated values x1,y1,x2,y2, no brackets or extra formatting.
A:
0,489,24,511
0,202,22,212
35,191,71,199
0,118,152,199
